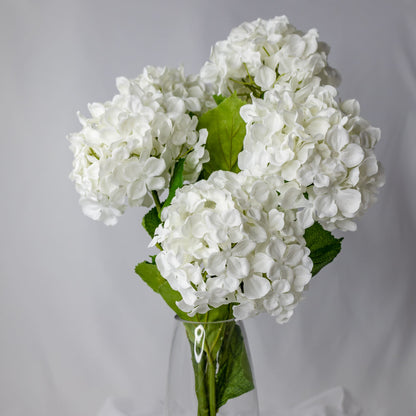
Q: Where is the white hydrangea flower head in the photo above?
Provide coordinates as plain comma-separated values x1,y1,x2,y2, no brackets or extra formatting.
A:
200,16,339,99
238,81,384,232
69,66,213,225
152,171,312,323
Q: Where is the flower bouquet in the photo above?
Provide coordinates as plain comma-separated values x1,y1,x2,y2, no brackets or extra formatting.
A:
69,16,383,416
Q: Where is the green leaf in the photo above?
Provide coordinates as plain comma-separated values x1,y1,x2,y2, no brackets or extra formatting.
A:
198,93,247,176
215,322,255,409
304,222,343,276
163,158,185,209
134,261,194,321
141,206,161,238
206,304,233,322
213,94,226,105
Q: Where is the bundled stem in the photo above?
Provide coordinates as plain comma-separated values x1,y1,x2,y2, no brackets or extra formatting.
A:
184,319,255,415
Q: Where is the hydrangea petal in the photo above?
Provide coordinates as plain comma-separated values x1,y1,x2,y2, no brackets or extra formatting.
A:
243,275,271,300
254,65,276,90
335,189,361,216
340,143,365,168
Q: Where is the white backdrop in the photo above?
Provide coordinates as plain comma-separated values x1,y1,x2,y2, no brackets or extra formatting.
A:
1,0,415,415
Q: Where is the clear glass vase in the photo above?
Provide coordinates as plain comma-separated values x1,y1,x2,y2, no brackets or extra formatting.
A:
165,316,259,416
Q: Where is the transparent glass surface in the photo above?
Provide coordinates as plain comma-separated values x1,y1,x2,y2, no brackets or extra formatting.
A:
165,316,259,416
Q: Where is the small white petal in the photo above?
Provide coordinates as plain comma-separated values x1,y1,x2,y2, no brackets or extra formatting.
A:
315,195,338,218
341,99,360,116
279,293,295,306
243,275,271,300
284,245,304,267
306,117,331,137
206,252,226,276
254,65,276,90
127,180,147,200
232,240,256,256
268,209,285,231
246,223,268,243
360,156,379,177
293,266,312,289
146,176,165,190
281,160,301,181
274,279,291,293
144,157,166,176
263,297,279,311
335,189,361,216
314,174,330,188
233,302,256,320
267,238,287,260
340,143,365,168
296,207,314,229
227,256,250,279
252,253,275,274
327,126,349,152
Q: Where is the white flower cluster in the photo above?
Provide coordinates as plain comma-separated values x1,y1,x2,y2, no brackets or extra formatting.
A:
239,81,384,231
69,66,212,225
201,16,384,232
200,15,340,98
153,171,312,323
69,16,384,323
151,16,383,321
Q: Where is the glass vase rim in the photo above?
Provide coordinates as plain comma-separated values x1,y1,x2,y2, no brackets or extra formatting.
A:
174,314,238,324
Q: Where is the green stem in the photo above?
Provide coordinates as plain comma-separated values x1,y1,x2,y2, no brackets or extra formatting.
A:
206,353,217,415
262,46,271,57
184,308,243,415
151,190,162,218
186,322,221,415
196,355,209,416
203,322,226,414
243,62,254,84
